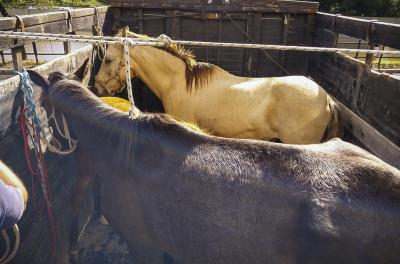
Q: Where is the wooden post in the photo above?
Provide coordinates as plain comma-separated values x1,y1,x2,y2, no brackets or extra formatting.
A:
32,42,39,64
11,46,23,71
217,16,222,65
137,9,144,33
280,13,290,68
303,13,315,75
165,10,180,38
377,45,385,70
331,14,340,48
204,11,209,62
242,13,252,76
252,13,262,76
365,20,378,69
0,2,9,17
0,51,5,64
63,41,71,55
112,7,121,33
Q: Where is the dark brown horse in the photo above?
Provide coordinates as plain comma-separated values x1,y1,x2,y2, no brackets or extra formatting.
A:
28,69,400,264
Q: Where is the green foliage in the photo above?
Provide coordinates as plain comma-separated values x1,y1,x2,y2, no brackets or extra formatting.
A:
2,0,110,8
316,0,400,16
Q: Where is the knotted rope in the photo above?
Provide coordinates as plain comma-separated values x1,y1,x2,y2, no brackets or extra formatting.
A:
117,34,171,118
16,70,42,130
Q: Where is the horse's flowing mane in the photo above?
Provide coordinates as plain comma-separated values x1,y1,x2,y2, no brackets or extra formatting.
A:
115,28,217,92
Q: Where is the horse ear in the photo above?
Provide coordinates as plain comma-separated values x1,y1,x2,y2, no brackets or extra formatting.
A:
73,58,90,82
27,70,49,93
123,26,129,37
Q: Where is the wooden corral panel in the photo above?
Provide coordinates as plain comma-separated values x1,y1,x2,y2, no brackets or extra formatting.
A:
315,12,400,50
308,53,400,164
0,6,112,51
0,46,94,263
308,12,400,167
112,0,318,77
111,0,319,13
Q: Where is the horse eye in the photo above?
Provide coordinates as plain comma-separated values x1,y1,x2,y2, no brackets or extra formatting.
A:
104,58,112,64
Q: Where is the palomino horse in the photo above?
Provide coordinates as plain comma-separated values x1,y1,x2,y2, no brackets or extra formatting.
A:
94,27,341,144
29,69,400,264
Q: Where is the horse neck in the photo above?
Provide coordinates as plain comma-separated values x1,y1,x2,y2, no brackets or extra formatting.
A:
131,46,186,99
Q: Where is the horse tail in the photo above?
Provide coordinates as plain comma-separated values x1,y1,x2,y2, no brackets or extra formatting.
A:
321,97,343,142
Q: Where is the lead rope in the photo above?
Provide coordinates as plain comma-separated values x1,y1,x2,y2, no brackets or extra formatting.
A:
16,69,58,257
119,34,171,118
119,38,141,118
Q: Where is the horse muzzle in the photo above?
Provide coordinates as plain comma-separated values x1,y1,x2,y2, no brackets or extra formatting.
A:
94,79,126,96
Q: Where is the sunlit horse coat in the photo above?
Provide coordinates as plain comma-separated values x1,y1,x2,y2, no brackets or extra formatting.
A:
29,70,400,264
94,28,342,144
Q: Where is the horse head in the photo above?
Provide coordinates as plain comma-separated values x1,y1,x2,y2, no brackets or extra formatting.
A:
94,26,134,96
27,58,90,114
26,59,92,153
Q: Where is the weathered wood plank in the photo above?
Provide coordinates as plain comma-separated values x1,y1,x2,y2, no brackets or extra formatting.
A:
0,45,93,137
308,51,400,147
11,46,23,71
0,7,110,51
252,13,262,76
371,22,400,50
313,27,335,47
315,12,400,50
280,13,290,67
333,98,400,169
111,0,319,13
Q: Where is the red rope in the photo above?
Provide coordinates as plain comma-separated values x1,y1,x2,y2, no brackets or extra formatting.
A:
20,108,44,213
20,106,57,256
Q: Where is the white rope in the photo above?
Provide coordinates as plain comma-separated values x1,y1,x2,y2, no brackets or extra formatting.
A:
42,107,78,155
0,230,10,262
0,31,399,55
0,225,20,264
119,38,139,118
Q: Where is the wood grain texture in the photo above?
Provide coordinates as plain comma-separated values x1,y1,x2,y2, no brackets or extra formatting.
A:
0,45,94,263
0,6,110,51
0,45,93,137
315,12,400,50
308,51,400,148
111,0,319,13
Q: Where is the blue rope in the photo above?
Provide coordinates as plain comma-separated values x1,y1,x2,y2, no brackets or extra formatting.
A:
15,69,42,132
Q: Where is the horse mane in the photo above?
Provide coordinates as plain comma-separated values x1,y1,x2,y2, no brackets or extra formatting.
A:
115,28,217,93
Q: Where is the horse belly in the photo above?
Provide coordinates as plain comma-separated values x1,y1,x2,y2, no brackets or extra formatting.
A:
195,98,277,140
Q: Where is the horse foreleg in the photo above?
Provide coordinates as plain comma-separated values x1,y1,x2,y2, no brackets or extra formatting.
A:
69,173,92,259
91,175,110,225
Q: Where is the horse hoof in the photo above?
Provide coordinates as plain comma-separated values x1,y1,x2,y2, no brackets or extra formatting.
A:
99,215,109,225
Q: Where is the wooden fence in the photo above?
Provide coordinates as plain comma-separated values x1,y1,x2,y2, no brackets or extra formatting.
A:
308,12,400,154
111,0,319,77
0,6,111,71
